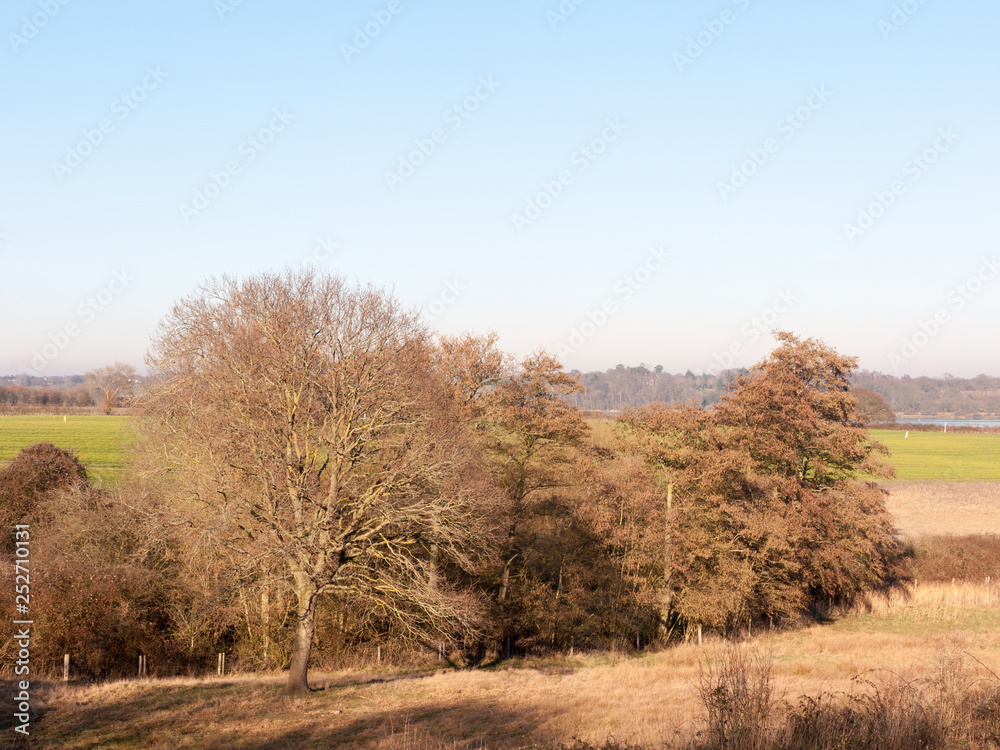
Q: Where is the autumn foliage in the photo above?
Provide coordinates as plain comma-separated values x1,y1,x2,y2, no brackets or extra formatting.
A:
0,272,909,681
620,332,903,632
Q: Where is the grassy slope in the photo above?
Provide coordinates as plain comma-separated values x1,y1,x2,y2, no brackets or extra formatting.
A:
0,415,128,484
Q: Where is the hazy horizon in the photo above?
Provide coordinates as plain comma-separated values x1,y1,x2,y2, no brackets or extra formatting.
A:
3,1,998,379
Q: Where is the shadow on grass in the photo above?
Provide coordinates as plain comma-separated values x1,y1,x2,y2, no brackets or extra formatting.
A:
22,675,561,750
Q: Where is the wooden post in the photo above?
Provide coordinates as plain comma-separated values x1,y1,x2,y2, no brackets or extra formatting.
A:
438,643,443,662
377,645,381,665
217,652,226,676
138,654,146,678
261,584,270,664
697,624,702,646
63,654,70,682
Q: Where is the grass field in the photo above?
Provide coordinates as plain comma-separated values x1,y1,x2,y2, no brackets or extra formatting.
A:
0,415,128,484
589,420,1000,482
18,580,1000,749
884,481,1000,537
870,429,1000,481
0,419,996,488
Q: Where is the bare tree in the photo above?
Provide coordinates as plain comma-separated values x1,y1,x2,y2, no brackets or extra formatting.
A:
86,362,137,414
136,270,496,693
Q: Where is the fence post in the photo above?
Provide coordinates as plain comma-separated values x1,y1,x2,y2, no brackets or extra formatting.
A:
138,654,146,678
63,654,70,682
697,624,702,646
377,645,381,665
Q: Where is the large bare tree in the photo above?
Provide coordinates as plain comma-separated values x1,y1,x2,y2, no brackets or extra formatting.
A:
137,270,495,693
86,361,137,414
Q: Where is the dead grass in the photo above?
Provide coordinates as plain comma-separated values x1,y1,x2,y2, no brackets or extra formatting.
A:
18,587,1000,750
12,483,1000,748
884,481,1000,538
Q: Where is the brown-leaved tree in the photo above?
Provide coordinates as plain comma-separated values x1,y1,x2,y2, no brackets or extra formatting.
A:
621,332,901,633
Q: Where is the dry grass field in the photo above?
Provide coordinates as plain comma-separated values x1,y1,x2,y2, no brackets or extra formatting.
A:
8,481,1000,749
17,584,1000,749
884,481,1000,538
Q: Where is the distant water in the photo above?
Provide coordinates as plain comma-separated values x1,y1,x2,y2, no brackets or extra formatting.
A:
897,417,1000,428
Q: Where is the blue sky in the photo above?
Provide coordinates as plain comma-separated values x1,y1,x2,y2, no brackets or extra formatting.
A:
2,0,998,378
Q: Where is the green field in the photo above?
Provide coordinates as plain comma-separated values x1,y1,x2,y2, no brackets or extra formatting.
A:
589,420,999,482
0,418,996,485
870,429,1000,481
0,415,129,484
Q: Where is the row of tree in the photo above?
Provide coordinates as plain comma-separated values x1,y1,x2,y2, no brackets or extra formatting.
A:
0,271,903,694
0,364,137,414
569,366,1000,417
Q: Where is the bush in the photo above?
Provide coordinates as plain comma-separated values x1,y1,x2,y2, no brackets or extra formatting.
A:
697,645,776,750
907,534,1000,582
0,442,87,532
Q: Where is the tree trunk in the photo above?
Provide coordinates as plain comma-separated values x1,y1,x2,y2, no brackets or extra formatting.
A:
286,583,317,695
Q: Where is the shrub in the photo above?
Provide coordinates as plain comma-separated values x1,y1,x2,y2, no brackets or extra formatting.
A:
907,534,1000,582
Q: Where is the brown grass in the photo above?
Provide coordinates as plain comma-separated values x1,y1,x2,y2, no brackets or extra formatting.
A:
11,483,1000,749
17,582,1000,750
884,481,1000,538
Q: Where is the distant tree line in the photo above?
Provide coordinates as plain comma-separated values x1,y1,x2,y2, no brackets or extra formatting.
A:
850,371,1000,417
5,363,997,418
0,365,141,412
568,367,1000,417
0,384,94,407
0,271,906,693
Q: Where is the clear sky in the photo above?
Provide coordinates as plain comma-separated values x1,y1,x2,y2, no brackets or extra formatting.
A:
2,0,998,378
